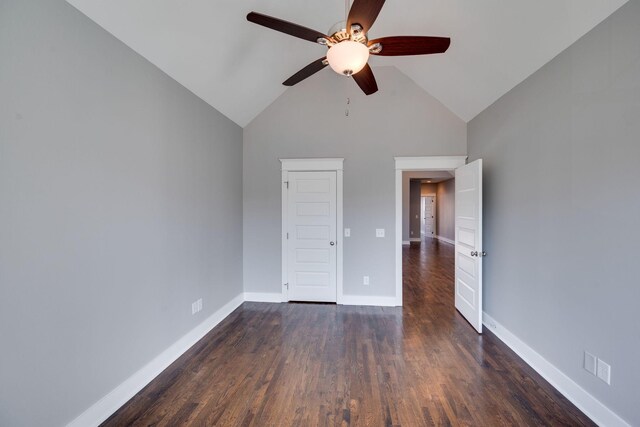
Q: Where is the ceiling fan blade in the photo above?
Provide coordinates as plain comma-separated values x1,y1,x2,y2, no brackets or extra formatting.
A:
352,64,378,95
347,0,386,35
247,12,329,43
283,57,328,86
369,36,450,56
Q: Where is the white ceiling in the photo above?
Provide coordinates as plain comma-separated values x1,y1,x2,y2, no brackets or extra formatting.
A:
66,0,627,127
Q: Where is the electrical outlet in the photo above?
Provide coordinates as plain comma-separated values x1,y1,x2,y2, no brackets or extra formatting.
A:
344,228,351,237
376,229,385,238
584,352,597,376
363,276,370,285
597,359,611,385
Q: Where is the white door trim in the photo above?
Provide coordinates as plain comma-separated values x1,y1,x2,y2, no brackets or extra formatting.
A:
394,156,467,306
281,158,344,172
281,158,344,304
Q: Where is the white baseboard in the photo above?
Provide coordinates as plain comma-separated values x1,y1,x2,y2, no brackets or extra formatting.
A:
483,312,630,427
244,291,399,307
339,295,398,307
436,235,454,245
409,237,421,242
67,293,245,427
402,240,410,245
244,292,283,303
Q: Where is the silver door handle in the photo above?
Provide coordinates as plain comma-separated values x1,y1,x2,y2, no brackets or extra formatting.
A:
330,241,335,246
470,251,486,257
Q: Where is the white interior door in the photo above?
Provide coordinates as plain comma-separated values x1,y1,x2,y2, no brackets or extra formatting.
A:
454,159,483,333
423,196,435,237
287,171,337,302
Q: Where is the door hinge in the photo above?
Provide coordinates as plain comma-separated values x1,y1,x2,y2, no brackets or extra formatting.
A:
286,232,289,239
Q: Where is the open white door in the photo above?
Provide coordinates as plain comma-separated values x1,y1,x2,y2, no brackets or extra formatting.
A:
454,159,483,333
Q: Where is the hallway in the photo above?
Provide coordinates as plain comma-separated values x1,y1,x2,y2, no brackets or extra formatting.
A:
104,240,593,426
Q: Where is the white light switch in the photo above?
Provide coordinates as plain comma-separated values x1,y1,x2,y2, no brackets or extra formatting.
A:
584,351,597,375
376,229,385,238
363,276,370,285
597,359,611,384
192,298,203,315
344,228,351,237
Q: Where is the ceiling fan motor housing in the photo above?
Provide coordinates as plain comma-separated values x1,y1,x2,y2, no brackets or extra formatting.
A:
322,21,368,45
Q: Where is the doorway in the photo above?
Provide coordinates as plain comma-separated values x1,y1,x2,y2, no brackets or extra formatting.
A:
286,171,337,302
281,158,344,303
394,156,484,333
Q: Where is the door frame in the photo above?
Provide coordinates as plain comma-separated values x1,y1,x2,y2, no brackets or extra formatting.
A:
281,158,344,303
394,156,467,306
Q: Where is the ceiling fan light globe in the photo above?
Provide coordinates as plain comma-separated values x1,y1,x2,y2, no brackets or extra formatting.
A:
326,41,369,76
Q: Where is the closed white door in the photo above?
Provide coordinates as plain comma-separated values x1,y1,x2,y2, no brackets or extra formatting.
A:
287,171,337,302
455,159,483,333
423,196,435,237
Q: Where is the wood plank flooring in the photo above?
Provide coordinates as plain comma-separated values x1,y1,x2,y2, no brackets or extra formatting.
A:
103,238,594,426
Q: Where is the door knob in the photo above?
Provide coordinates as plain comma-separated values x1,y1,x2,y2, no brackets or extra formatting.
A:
330,241,335,246
470,251,486,257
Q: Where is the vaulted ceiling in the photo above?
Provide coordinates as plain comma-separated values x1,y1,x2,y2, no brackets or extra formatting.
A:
66,0,627,127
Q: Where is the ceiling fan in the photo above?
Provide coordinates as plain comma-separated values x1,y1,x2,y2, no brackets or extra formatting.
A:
246,0,450,96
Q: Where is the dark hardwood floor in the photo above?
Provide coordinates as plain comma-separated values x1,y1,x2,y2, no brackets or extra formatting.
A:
103,238,593,426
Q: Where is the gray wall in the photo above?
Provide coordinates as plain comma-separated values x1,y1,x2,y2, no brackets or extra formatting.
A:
435,179,455,241
0,1,243,426
244,67,466,298
409,180,421,239
467,1,640,424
